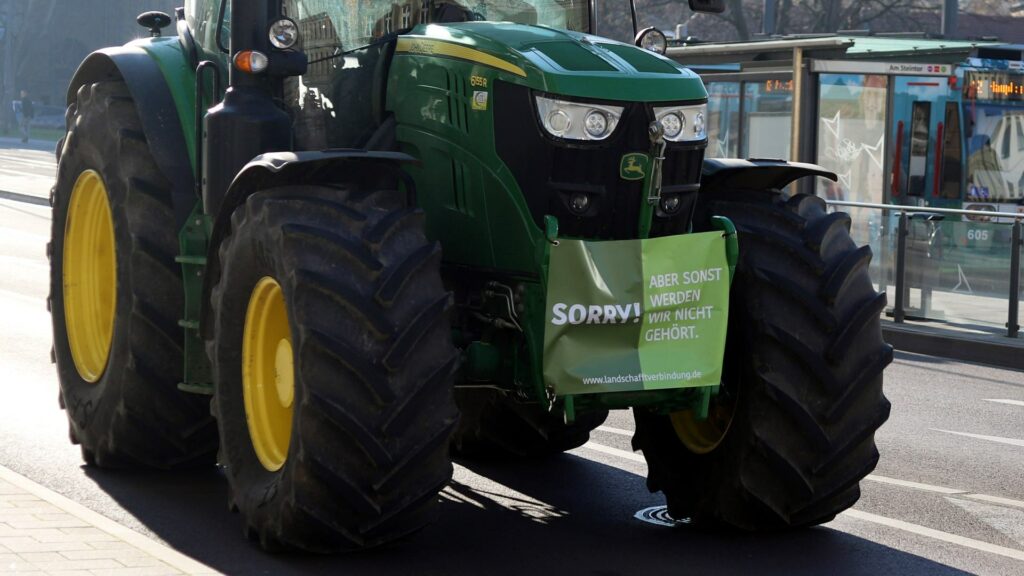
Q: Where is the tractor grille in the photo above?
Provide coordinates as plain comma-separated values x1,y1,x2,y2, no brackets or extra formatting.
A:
494,82,705,240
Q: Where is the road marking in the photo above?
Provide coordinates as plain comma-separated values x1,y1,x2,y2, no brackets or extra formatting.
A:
947,497,1024,548
586,439,1024,519
931,428,1024,448
0,463,220,574
863,474,966,494
581,441,646,463
985,399,1024,408
582,439,1024,559
966,494,1024,510
596,425,634,437
841,509,1024,562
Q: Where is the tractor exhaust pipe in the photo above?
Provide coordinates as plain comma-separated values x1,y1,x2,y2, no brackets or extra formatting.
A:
202,0,293,216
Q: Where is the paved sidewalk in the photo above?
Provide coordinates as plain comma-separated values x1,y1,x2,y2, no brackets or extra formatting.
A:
0,465,219,576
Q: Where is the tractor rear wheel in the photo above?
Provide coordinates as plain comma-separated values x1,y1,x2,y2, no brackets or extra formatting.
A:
632,190,892,529
209,184,459,552
452,390,607,458
49,81,217,468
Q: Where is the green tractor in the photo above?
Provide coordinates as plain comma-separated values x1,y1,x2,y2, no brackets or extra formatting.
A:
49,0,891,552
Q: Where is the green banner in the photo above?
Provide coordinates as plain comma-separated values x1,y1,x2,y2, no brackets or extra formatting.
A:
543,232,731,396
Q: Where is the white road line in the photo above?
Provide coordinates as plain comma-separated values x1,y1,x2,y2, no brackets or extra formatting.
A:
585,436,1024,549
931,428,1024,448
841,509,1024,562
863,474,966,495
581,441,646,463
596,425,634,437
965,494,1024,510
985,399,1024,408
0,463,219,574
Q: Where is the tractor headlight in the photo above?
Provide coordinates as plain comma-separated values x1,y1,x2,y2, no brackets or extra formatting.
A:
635,27,668,55
653,104,708,142
269,18,300,49
536,95,623,141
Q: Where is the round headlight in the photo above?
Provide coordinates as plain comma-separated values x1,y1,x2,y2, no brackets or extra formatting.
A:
693,112,706,138
635,27,667,55
569,192,591,214
548,110,571,135
660,195,682,215
584,110,609,138
269,18,299,49
660,112,684,138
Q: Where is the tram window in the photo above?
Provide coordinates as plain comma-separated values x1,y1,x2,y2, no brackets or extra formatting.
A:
1017,118,1024,152
1002,122,1012,159
908,102,931,196
940,103,962,200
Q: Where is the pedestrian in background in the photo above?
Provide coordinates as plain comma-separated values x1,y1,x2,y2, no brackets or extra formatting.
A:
18,89,34,143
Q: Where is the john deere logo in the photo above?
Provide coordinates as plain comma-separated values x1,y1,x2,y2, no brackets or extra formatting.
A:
620,153,649,181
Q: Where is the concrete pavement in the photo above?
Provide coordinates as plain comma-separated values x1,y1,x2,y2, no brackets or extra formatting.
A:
0,465,219,575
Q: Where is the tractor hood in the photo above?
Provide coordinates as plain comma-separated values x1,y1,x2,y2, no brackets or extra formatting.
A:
401,22,707,103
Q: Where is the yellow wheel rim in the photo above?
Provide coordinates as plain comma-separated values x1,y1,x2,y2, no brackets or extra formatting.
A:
63,170,116,383
670,392,738,455
242,276,294,472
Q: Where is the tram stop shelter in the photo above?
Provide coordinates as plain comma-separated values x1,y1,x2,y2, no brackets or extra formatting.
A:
669,37,1024,367
668,36,1024,210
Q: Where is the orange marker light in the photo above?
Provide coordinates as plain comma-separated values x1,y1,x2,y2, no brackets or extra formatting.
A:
234,50,269,74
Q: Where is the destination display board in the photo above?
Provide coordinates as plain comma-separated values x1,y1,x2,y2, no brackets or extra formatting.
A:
964,71,1024,102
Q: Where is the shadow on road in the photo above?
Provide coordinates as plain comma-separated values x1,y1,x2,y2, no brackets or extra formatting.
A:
82,452,973,576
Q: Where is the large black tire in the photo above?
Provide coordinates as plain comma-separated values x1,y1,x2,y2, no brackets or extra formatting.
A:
49,81,217,468
209,183,459,552
632,190,892,529
452,389,607,458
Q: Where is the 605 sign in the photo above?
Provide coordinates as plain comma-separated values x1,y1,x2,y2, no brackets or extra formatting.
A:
967,229,990,241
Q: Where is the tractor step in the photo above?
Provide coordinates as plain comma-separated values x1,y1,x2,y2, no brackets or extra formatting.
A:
178,382,214,395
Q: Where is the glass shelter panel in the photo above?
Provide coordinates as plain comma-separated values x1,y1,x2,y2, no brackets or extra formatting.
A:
705,82,740,159
742,81,792,160
817,74,888,285
885,216,1018,332
816,74,888,204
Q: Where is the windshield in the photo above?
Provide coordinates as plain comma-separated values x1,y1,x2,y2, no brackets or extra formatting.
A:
593,1,698,44
284,1,590,52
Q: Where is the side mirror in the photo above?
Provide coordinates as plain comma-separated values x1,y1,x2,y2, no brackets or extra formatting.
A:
137,11,172,37
688,0,725,13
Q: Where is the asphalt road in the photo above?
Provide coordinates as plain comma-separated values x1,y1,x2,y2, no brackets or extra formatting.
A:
2,142,1023,575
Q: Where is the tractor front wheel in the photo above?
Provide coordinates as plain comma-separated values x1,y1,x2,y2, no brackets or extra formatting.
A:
632,191,892,529
209,183,459,552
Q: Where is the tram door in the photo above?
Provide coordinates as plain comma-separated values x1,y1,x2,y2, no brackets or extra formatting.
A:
890,76,963,207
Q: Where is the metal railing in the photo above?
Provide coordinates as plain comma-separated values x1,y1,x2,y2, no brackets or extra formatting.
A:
825,200,1023,338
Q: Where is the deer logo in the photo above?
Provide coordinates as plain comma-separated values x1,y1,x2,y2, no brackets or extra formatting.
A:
620,153,649,181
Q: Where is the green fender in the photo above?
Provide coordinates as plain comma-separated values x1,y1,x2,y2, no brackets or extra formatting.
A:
65,37,204,229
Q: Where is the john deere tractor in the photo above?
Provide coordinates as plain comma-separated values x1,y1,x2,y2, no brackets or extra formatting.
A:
50,0,891,552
